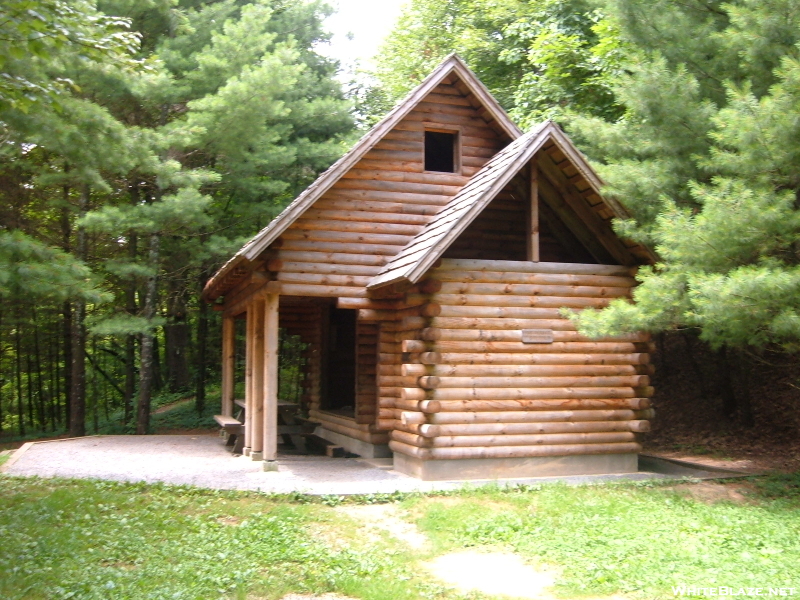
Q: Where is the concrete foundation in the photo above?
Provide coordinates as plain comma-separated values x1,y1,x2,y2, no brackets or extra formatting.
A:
314,426,392,459
393,452,639,481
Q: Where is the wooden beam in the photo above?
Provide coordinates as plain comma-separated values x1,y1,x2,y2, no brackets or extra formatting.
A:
263,294,280,465
221,316,235,417
250,298,266,459
529,159,540,262
538,174,615,264
243,303,254,455
538,151,635,265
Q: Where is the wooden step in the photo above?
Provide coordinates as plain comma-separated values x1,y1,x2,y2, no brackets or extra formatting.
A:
303,434,346,458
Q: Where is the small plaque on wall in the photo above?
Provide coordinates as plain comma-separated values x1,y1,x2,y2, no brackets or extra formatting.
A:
522,329,554,344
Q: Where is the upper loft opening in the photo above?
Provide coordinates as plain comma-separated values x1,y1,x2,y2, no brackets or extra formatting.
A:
424,130,458,173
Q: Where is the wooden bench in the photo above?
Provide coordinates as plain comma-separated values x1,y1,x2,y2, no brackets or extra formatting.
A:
215,402,245,454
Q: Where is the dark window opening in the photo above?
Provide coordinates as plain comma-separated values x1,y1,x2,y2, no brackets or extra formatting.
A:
322,307,356,416
425,130,457,172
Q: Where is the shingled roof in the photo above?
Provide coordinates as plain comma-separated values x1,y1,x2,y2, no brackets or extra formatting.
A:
203,54,522,299
367,120,648,290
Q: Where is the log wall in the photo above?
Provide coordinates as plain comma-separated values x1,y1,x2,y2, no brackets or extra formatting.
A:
265,77,510,301
388,258,653,461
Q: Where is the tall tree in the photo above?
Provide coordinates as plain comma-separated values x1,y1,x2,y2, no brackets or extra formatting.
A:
569,0,800,352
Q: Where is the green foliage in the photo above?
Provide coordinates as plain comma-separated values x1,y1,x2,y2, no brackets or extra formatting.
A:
0,230,106,302
0,0,355,437
0,0,141,115
568,0,800,350
373,0,623,127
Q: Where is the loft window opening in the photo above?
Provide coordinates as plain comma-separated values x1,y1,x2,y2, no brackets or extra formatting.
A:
424,130,458,172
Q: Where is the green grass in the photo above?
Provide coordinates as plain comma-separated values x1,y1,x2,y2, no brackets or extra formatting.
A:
406,481,800,598
0,477,454,600
1,475,799,600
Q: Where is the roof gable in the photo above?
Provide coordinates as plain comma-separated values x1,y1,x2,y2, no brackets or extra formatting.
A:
204,55,521,299
368,121,654,290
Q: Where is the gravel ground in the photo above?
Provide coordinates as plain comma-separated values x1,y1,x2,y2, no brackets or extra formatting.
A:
2,434,681,495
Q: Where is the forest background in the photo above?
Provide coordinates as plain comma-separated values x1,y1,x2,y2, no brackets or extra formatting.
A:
2,0,800,454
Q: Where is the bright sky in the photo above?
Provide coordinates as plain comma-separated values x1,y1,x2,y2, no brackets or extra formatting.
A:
319,0,409,75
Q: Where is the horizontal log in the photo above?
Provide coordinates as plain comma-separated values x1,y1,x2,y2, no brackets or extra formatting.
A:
433,352,651,365
316,196,446,215
424,328,647,342
400,411,426,426
429,317,576,331
281,227,410,247
429,398,651,412
400,386,648,402
433,270,637,288
310,409,368,431
277,272,372,287
265,282,369,298
340,165,468,187
334,176,462,196
436,281,632,298
402,340,427,353
389,441,642,460
278,239,403,256
388,440,428,460
390,399,442,413
402,431,637,447
294,216,423,237
426,375,650,389
426,341,655,354
317,419,390,445
274,261,380,277
428,409,639,424
419,421,643,437
414,293,612,309
435,259,636,278
403,364,652,377
338,297,417,310
437,305,563,319
302,208,432,227
273,250,388,268
379,407,397,419
376,419,396,431
325,186,452,206
423,329,649,343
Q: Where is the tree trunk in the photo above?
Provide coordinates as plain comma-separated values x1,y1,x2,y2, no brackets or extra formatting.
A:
124,180,139,425
15,307,25,437
165,286,191,393
0,307,4,435
195,269,209,415
61,181,73,429
69,185,89,438
136,232,161,435
33,316,47,431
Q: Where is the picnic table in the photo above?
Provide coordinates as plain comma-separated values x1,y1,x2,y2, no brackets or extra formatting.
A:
214,399,315,455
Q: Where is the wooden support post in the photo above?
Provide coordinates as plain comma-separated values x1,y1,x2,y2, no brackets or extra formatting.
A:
243,303,254,455
221,316,235,417
263,293,280,468
250,298,266,460
529,158,539,262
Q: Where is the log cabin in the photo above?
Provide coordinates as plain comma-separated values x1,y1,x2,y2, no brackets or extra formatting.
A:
202,54,657,481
